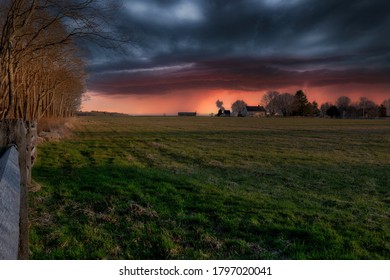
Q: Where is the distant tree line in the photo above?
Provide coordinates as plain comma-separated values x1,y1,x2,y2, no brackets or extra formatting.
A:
320,96,389,118
0,0,120,121
217,91,389,118
261,90,389,118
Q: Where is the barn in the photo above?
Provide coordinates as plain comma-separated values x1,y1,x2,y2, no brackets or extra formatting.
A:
246,106,266,117
178,112,197,116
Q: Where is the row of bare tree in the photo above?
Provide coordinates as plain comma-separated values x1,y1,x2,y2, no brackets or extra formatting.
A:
0,0,117,121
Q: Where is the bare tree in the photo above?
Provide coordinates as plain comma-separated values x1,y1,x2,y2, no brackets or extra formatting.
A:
358,97,377,118
320,102,332,117
231,100,247,117
276,93,295,116
383,99,390,117
261,91,279,116
9,21,87,120
336,96,351,118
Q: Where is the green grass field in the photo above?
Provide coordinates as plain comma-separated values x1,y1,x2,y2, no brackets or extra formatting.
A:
29,116,390,259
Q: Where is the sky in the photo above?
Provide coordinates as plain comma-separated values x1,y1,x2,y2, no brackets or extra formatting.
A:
83,0,390,115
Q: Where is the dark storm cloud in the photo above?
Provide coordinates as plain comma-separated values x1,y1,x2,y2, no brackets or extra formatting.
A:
87,0,390,95
88,58,390,95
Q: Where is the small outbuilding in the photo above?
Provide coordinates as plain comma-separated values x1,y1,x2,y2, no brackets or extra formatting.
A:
222,110,231,117
246,106,266,117
178,112,197,116
217,109,231,117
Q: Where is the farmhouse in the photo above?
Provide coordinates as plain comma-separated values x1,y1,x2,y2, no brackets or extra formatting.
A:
178,112,197,116
246,106,266,117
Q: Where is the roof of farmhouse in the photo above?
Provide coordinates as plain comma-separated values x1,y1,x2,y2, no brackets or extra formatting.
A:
246,106,266,112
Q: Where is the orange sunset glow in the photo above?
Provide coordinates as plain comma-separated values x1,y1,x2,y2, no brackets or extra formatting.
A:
83,84,390,115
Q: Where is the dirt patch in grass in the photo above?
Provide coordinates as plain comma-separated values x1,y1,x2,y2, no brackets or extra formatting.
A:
38,117,78,142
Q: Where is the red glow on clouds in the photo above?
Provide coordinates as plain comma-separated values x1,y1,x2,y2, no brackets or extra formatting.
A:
83,84,390,115
85,55,390,115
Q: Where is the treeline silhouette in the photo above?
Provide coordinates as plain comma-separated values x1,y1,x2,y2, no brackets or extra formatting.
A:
261,90,389,118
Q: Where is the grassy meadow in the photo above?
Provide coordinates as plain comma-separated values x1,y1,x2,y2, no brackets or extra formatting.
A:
29,116,390,259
